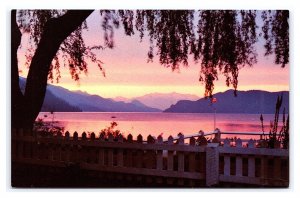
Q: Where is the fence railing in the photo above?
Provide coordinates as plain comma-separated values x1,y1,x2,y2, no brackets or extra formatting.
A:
11,128,289,187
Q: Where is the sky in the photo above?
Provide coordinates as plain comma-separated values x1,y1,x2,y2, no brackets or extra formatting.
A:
18,11,289,99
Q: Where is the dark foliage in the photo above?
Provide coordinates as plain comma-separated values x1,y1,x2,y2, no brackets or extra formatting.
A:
261,10,289,67
18,10,104,83
260,95,289,149
99,121,122,140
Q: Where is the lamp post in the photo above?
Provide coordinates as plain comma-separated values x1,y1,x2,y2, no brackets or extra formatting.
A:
213,106,216,131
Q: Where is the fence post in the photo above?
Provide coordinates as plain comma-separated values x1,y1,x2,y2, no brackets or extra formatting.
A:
260,156,268,185
248,139,255,177
155,135,163,184
273,157,281,181
55,131,63,161
145,135,156,170
126,134,133,167
72,132,79,163
205,143,219,187
235,138,243,177
223,138,231,176
188,137,196,172
98,134,105,166
64,131,70,162
89,132,96,163
117,134,124,167
81,132,87,163
108,133,114,166
135,135,143,168
178,135,185,172
167,136,174,171
156,135,163,170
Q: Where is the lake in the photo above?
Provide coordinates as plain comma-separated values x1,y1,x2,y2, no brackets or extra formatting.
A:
37,112,277,139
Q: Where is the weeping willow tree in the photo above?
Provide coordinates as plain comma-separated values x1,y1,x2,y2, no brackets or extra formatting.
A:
11,10,289,129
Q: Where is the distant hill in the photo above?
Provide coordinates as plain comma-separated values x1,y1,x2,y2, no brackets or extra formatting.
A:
47,85,160,112
41,90,82,112
164,90,289,114
114,92,200,110
19,77,160,112
19,78,82,112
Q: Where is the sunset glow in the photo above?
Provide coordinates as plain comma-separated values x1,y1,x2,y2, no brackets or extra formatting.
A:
18,11,289,99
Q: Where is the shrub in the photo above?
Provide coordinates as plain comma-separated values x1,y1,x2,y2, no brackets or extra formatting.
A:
260,95,289,149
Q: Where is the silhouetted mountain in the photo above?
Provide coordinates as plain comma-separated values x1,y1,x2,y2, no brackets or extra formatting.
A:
48,87,160,112
41,91,82,112
164,90,289,114
19,77,160,112
19,77,82,112
114,92,200,110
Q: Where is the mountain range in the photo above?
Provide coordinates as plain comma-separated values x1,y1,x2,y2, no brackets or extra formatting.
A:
164,89,289,114
19,77,289,114
114,92,199,110
19,77,160,112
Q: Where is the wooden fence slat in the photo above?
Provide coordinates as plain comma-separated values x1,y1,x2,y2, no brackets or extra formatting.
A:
136,150,143,168
248,156,255,177
273,157,281,179
156,150,163,170
178,135,185,172
167,136,174,171
206,144,219,186
167,151,174,171
107,134,114,166
126,150,133,167
178,152,184,172
236,156,243,177
117,135,124,167
108,149,114,167
156,135,163,170
189,153,196,172
234,139,242,177
260,157,268,181
224,155,230,176
98,148,104,166
117,149,123,167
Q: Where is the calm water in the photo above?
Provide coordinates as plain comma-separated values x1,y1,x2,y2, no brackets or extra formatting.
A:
37,112,276,139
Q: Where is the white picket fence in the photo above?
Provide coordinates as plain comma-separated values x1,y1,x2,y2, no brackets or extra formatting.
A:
11,128,289,187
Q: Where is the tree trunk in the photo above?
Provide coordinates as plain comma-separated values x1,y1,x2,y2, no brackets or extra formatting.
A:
11,10,94,129
11,10,26,129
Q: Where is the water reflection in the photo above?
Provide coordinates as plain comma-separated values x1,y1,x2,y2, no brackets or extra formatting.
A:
37,112,276,139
